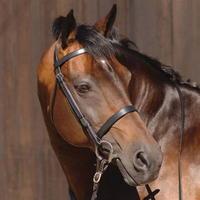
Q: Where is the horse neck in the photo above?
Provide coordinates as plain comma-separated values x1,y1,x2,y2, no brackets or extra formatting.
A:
128,64,177,142
118,48,200,146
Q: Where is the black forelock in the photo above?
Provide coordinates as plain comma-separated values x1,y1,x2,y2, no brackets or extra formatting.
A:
76,25,115,59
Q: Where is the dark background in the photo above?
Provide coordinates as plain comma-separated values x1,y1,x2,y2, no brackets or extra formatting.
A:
1,0,200,199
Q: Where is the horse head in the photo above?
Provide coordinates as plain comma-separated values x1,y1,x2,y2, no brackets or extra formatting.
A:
50,5,162,186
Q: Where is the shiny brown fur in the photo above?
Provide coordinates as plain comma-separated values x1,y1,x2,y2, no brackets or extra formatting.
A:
37,5,200,200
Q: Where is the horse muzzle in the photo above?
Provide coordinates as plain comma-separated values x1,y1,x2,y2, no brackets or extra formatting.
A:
115,143,163,186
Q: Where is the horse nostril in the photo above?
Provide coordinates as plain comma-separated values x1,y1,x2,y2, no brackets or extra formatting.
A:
137,152,149,166
134,151,150,172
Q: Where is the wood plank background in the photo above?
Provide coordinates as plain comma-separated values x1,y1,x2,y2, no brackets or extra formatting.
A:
1,0,200,199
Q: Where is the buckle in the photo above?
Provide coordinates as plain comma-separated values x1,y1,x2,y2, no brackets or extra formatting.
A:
95,140,114,162
93,172,102,183
93,159,108,184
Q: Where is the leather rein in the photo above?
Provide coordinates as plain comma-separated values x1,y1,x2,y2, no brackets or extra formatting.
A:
52,46,184,200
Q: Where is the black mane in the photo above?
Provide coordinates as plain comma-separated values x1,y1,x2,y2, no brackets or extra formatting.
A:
121,40,200,90
52,18,199,91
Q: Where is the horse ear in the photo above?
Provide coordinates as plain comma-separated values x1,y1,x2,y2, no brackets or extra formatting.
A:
94,4,117,37
52,9,76,49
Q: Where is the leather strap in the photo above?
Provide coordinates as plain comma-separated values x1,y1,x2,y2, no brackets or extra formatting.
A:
54,48,101,145
55,68,101,146
97,106,137,138
54,48,87,68
175,84,185,200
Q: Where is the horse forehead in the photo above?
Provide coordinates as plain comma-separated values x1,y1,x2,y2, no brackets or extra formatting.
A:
67,52,113,74
68,53,95,74
61,41,119,75
69,56,117,78
62,41,82,53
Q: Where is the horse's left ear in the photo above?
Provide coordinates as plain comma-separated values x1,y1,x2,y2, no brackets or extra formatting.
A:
94,4,117,37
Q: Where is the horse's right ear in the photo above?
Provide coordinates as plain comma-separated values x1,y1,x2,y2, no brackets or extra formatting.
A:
52,9,76,49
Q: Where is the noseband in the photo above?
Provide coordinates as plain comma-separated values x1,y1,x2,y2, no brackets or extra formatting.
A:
53,46,137,199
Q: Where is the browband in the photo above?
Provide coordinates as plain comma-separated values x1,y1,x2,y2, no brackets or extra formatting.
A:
54,48,88,68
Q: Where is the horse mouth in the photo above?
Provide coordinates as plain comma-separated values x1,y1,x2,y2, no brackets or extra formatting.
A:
115,158,138,186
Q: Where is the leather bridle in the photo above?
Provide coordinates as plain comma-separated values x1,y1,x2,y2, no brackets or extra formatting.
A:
53,46,137,199
54,47,137,146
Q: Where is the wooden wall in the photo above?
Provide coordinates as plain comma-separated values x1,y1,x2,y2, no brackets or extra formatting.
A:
1,0,200,199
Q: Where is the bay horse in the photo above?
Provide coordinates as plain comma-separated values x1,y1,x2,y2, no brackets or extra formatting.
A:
37,5,200,200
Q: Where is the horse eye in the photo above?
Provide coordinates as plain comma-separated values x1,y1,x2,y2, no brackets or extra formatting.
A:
75,82,91,94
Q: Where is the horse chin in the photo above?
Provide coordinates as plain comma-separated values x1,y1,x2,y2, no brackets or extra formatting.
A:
115,158,138,186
